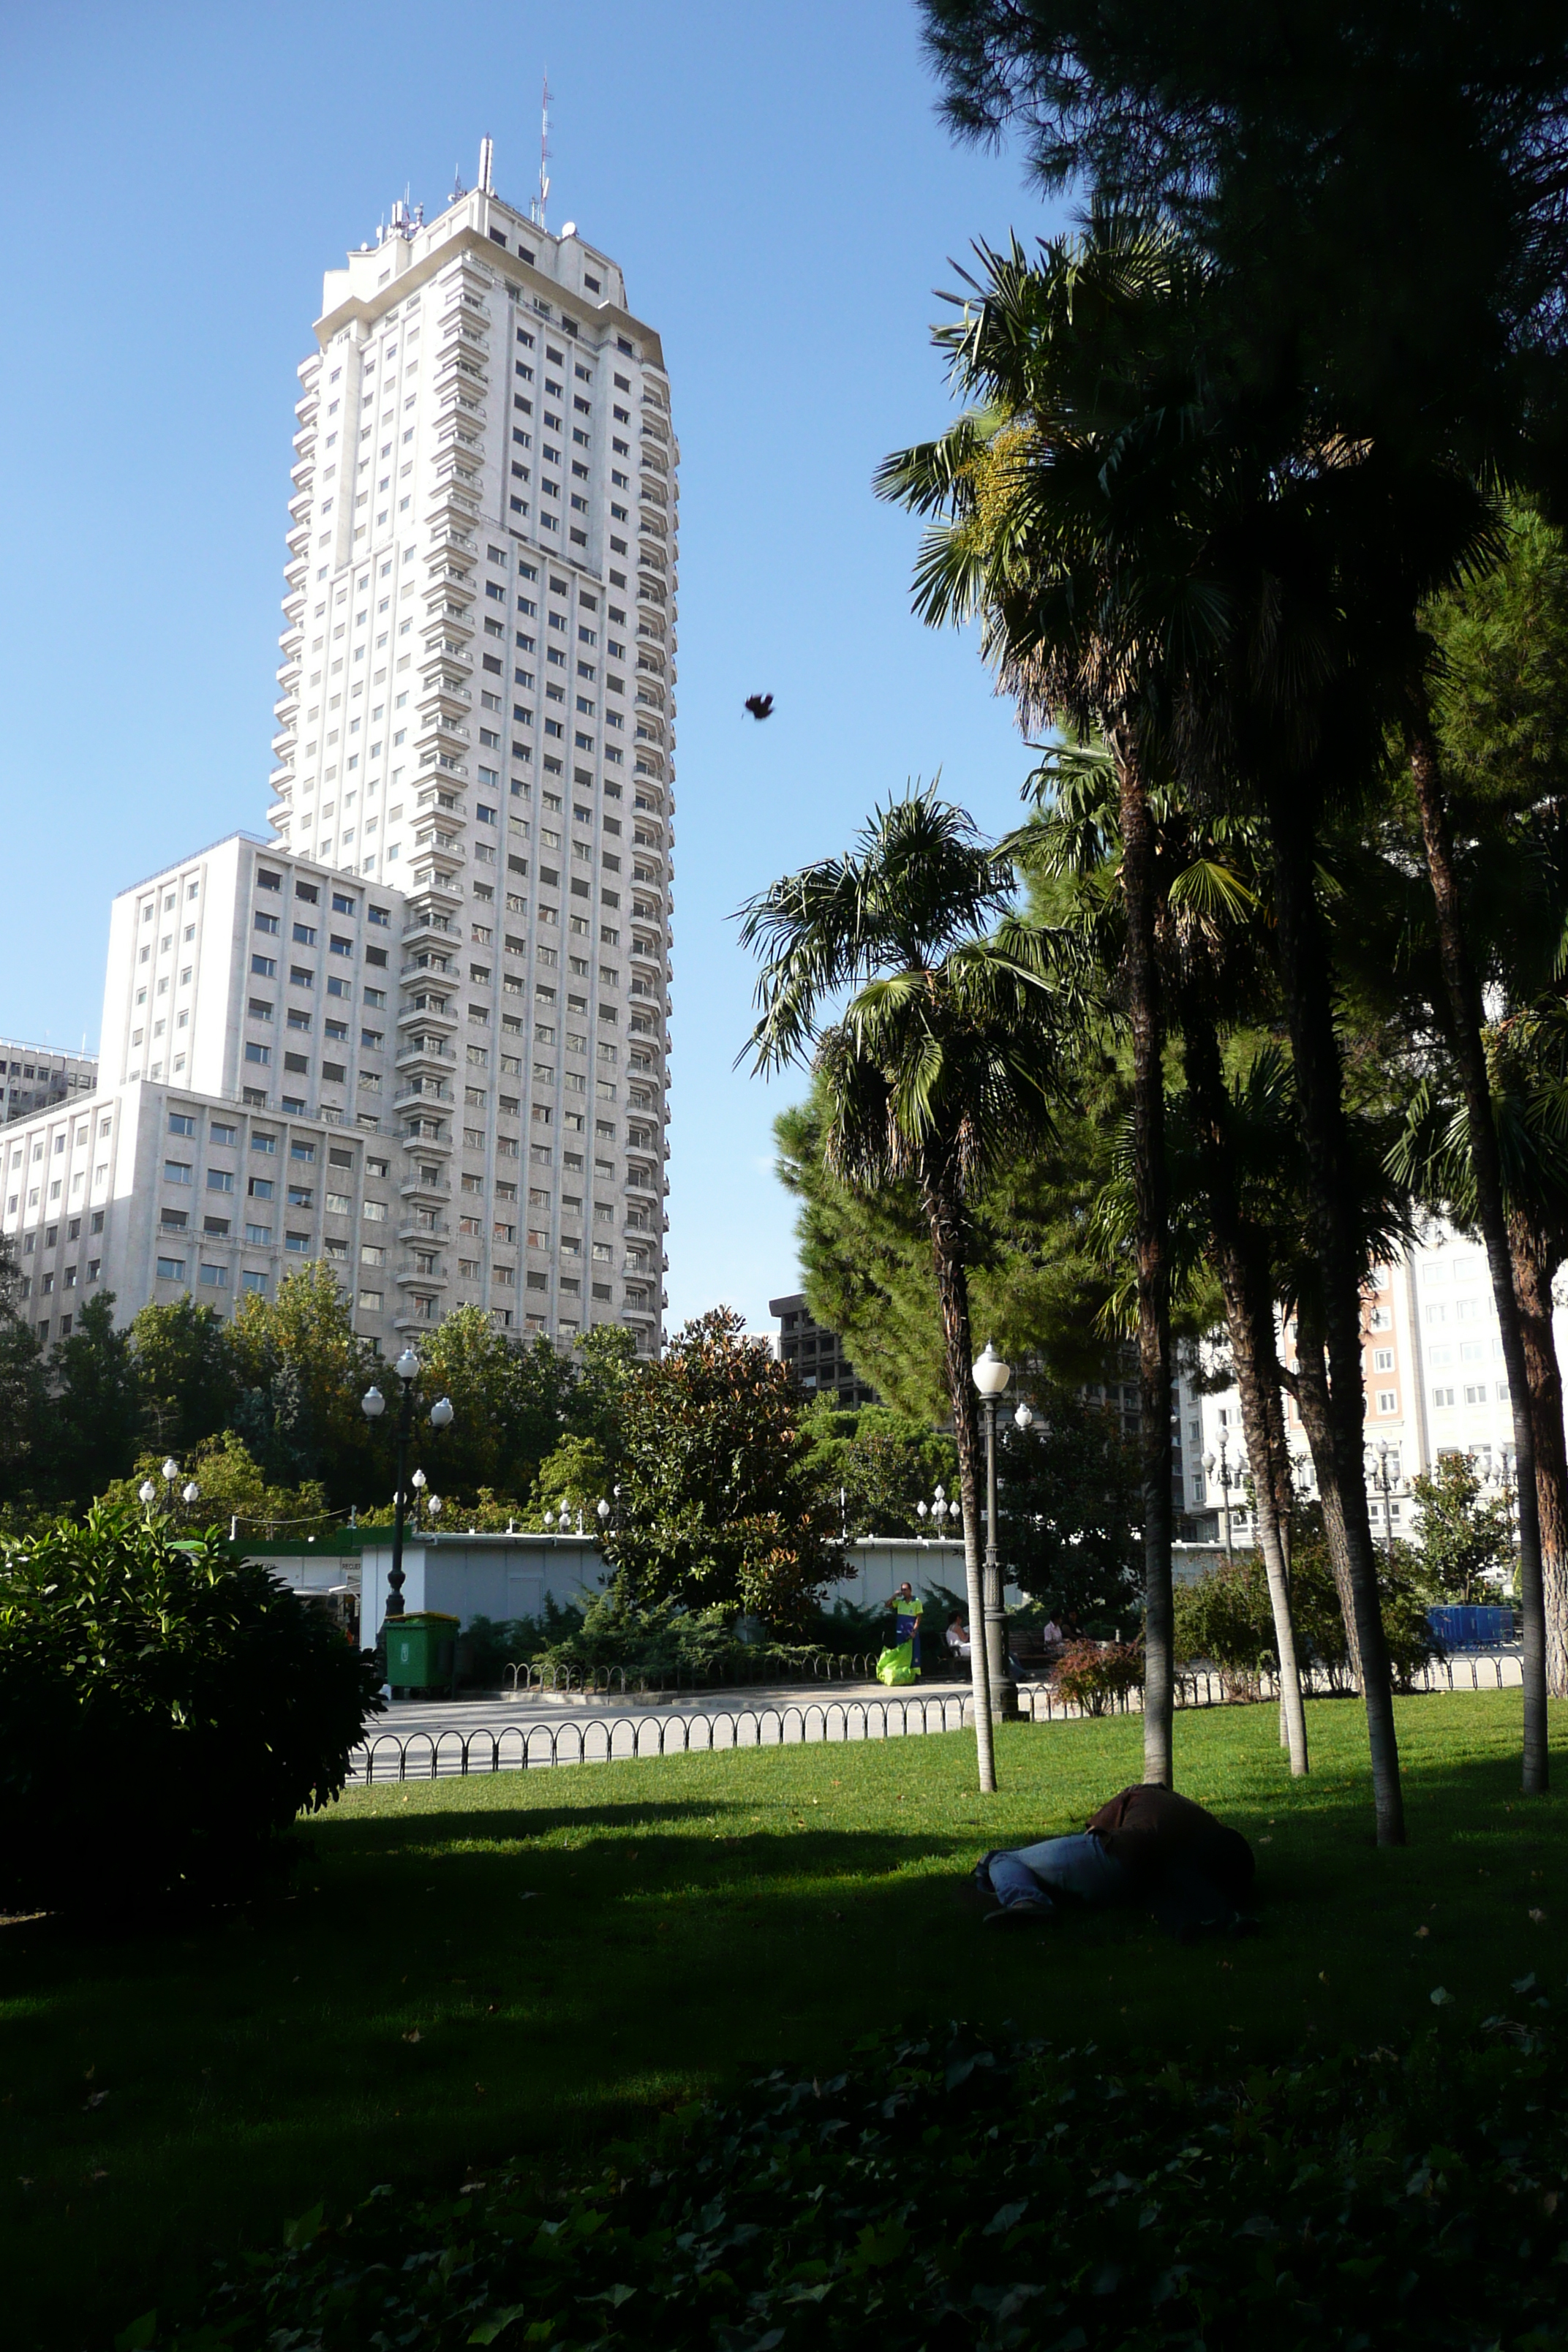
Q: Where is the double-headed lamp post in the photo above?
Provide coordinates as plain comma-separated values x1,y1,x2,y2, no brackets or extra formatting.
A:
361,1348,454,1623
139,1460,200,1522
1202,1433,1235,1564
972,1341,1019,1722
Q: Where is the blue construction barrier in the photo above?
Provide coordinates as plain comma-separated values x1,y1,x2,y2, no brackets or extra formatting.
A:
1426,1603,1516,1651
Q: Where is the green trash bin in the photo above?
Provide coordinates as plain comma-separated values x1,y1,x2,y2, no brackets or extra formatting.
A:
385,1611,460,1695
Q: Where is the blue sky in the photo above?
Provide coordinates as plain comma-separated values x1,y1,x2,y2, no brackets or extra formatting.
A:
0,1,1064,1337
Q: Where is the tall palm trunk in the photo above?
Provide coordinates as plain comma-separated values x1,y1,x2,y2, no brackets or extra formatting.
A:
1112,720,1175,1787
1508,1206,1568,1700
923,1170,997,1793
1177,993,1308,1768
1292,1305,1367,1692
1409,724,1548,1793
1179,1001,1309,1771
1263,785,1405,1843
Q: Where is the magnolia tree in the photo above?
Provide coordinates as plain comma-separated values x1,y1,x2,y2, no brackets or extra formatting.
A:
605,1307,843,1627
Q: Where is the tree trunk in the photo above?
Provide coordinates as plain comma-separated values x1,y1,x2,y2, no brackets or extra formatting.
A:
1410,723,1548,1793
1113,718,1175,1787
1292,1306,1366,1692
1177,994,1308,1771
1509,1206,1568,1700
923,1172,997,1793
1264,784,1404,1843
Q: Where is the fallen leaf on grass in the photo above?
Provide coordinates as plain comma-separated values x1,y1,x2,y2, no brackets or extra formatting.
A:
1414,1926,1430,1938
83,2090,109,2111
1431,1987,1453,2007
403,2029,422,2044
1530,1908,1547,1923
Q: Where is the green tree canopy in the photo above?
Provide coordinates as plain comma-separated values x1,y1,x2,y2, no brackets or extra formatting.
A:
607,1308,839,1628
797,1401,957,1539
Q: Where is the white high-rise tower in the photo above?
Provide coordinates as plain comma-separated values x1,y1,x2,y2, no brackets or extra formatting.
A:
267,148,674,1351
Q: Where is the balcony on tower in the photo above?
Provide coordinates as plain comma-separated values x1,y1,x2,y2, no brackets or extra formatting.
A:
397,989,459,1036
396,1032,458,1076
397,1210,450,1245
396,1254,449,1289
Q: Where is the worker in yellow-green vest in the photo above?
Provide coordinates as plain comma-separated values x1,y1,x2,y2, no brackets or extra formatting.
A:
893,1582,923,1672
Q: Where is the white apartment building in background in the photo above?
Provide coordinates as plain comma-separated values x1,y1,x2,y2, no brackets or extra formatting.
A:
1,146,673,1356
1190,1224,1564,1552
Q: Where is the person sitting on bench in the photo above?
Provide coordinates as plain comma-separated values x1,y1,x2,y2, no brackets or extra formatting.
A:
973,1782,1257,1938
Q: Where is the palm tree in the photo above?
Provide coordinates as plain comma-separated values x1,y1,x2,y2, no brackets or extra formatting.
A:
1030,746,1311,1771
738,791,1072,1794
875,216,1223,1788
875,217,1431,1839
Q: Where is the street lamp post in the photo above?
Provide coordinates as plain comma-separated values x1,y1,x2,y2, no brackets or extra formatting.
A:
361,1349,453,1625
1202,1433,1236,1563
1367,1439,1397,1564
972,1341,1019,1722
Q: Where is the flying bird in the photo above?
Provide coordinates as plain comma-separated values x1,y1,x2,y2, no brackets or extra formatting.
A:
744,693,774,721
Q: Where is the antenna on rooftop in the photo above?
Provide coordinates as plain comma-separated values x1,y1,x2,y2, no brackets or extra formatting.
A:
478,135,494,195
534,71,551,229
449,162,467,204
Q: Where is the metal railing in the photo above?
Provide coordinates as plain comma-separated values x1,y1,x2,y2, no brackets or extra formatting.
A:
352,1691,975,1782
348,1648,1528,1786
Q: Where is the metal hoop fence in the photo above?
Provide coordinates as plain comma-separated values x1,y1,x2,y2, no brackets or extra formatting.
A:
350,1648,1523,1785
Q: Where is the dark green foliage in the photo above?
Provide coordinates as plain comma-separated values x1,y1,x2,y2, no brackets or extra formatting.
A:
606,1307,841,1627
141,2010,1568,2351
916,0,1568,475
528,1591,839,1686
798,1399,957,1536
35,1292,142,1504
395,1310,604,1504
1408,1455,1517,1604
0,1234,48,1506
129,1297,242,1456
456,1602,587,1688
1431,498,1568,813
228,1262,382,1504
998,1392,1142,1625
1174,1525,1435,1690
0,1510,381,1914
776,1088,1125,1422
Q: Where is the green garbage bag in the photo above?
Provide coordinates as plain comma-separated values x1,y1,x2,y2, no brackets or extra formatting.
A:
875,1638,919,1686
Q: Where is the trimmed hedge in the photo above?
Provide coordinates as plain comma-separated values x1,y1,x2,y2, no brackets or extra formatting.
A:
130,2000,1567,2350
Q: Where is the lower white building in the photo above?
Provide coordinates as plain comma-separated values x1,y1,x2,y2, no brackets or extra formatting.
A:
1,828,665,1353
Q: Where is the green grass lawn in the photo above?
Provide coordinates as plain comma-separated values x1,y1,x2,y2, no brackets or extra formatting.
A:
4,1689,1565,2351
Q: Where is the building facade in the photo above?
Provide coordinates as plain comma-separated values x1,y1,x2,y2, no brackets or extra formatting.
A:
770,1293,881,1407
0,1041,97,1126
1,148,671,1358
1189,1224,1561,1550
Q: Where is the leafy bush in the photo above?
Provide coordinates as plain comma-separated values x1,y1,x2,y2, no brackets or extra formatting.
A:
456,1600,587,1688
528,1591,836,1686
1173,1521,1435,1691
133,2007,1568,2351
0,1509,381,1915
1049,1635,1144,1714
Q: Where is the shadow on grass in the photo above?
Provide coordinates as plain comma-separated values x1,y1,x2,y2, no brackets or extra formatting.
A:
3,1698,1566,2351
